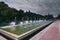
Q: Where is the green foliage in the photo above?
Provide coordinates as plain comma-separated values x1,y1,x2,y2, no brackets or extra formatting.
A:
0,2,8,9
56,15,60,19
0,2,54,26
44,14,54,20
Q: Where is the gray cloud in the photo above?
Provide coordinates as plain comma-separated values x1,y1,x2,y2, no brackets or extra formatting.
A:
0,0,60,17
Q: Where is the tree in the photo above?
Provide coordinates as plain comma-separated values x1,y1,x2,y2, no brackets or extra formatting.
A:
44,14,54,20
56,15,60,19
0,1,55,26
16,9,24,21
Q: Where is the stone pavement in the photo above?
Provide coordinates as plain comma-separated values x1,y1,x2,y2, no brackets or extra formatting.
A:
0,35,7,40
30,21,60,40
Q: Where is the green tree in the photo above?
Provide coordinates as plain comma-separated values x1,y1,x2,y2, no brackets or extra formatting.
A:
56,15,60,19
44,14,54,20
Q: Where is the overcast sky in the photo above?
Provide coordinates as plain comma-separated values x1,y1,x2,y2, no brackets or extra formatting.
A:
0,0,60,17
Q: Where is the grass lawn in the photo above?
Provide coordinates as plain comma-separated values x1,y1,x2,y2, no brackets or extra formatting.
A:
1,21,51,35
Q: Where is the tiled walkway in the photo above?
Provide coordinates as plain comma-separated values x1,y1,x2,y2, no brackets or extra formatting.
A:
30,21,60,40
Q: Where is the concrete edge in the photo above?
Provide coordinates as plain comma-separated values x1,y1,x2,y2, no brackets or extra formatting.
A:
0,21,53,40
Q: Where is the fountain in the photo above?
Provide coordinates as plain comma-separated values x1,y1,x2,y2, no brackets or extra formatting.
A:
10,22,15,26
25,21,29,24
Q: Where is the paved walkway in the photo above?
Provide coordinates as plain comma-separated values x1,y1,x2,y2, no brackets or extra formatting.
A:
30,21,60,40
0,35,7,40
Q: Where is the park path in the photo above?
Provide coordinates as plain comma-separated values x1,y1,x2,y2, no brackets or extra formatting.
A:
0,35,7,40
30,21,60,40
